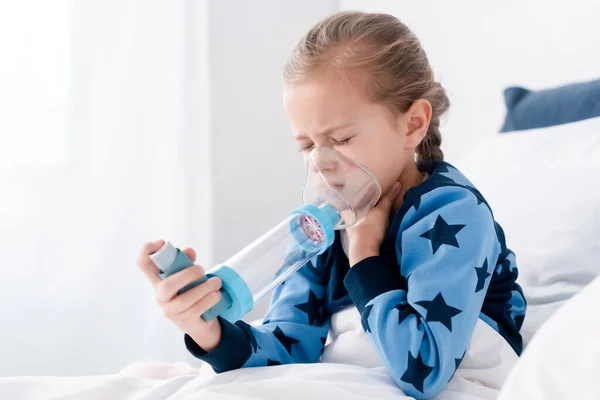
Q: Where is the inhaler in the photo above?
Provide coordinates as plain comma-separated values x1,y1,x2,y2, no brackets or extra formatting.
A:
150,147,381,322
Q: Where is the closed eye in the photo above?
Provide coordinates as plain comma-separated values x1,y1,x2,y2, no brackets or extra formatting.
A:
333,137,351,146
298,143,314,152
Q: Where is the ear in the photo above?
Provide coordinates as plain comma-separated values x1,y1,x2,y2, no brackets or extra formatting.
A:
398,99,432,150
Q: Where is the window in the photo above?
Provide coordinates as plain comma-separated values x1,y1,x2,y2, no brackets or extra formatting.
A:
0,1,73,166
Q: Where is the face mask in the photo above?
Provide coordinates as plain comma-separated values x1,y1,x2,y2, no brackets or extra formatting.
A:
302,146,382,229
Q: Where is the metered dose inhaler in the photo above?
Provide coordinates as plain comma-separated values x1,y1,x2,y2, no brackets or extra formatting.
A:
150,147,381,322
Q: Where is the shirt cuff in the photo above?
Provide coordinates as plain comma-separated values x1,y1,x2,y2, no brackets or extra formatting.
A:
343,255,400,313
184,316,252,373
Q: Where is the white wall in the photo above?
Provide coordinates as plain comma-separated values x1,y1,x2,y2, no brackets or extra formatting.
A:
341,0,600,159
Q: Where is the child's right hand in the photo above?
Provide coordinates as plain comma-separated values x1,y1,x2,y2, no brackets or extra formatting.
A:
136,240,223,351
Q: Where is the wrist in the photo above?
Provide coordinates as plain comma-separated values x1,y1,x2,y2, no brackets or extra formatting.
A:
348,246,380,267
189,320,222,352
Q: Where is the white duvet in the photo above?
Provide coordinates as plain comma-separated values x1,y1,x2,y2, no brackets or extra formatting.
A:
0,306,517,400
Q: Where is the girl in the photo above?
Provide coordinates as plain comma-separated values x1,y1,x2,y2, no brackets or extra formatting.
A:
137,11,526,399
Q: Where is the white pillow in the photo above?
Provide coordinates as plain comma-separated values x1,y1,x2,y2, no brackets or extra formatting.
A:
498,273,600,400
455,116,600,347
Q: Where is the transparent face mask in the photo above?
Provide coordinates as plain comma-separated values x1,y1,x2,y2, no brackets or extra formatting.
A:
301,146,382,229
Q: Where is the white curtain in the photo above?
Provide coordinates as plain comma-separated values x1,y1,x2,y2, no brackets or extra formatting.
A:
0,0,212,376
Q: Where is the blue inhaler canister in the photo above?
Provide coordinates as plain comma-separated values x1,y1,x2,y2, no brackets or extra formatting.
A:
150,147,381,322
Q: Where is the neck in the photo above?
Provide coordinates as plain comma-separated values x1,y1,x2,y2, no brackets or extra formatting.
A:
391,161,423,216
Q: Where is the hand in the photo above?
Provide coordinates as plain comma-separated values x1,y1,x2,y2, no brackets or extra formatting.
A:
136,240,223,351
346,181,403,266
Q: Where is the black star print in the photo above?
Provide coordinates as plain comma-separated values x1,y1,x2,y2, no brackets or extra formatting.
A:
416,292,462,332
262,319,271,325
466,186,484,205
400,350,434,393
267,359,281,366
413,196,421,211
474,259,491,293
361,304,373,333
273,326,300,355
394,302,412,326
294,290,322,325
455,350,466,370
420,215,465,254
247,328,261,352
237,321,261,352
449,350,467,382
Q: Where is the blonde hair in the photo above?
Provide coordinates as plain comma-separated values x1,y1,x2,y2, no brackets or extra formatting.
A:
283,11,449,161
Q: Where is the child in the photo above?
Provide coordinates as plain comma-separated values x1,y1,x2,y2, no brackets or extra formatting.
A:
136,11,526,399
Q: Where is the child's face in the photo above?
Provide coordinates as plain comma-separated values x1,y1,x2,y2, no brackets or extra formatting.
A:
283,75,415,195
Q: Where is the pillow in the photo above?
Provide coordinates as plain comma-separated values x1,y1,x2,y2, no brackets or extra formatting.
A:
455,116,600,347
500,78,600,132
498,274,600,400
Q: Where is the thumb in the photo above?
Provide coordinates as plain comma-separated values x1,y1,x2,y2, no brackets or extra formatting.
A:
182,247,197,263
376,181,402,211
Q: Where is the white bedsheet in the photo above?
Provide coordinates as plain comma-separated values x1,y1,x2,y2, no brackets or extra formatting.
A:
0,305,517,400
0,360,507,400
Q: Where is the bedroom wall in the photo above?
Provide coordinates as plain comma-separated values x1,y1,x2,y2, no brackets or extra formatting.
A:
340,0,600,160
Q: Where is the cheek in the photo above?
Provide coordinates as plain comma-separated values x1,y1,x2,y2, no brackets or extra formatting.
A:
351,132,406,184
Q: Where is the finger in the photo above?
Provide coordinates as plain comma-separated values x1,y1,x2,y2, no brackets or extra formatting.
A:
156,265,206,304
185,290,224,320
182,248,197,263
136,240,165,286
164,276,222,315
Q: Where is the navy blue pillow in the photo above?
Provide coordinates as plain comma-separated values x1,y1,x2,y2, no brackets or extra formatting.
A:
500,78,600,132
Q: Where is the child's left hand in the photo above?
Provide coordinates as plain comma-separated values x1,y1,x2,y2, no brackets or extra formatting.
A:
346,181,402,266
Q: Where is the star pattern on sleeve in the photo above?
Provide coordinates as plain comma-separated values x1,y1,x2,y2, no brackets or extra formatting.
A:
272,326,300,355
247,328,261,352
394,302,412,326
361,304,373,333
474,259,491,293
413,196,421,211
267,359,281,366
455,350,466,370
415,292,462,332
400,350,434,393
466,186,484,205
294,290,323,326
236,321,261,352
448,349,467,382
419,215,465,254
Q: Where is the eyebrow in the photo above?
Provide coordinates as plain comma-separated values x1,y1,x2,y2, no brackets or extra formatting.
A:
294,122,355,140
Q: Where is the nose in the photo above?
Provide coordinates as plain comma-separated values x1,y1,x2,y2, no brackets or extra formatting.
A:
310,148,339,174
